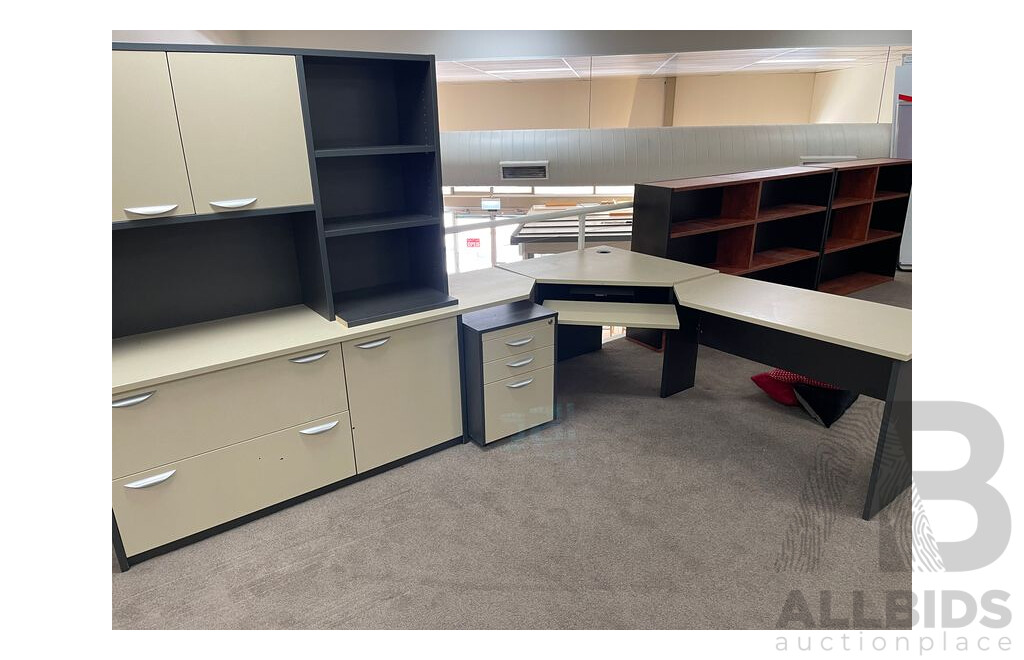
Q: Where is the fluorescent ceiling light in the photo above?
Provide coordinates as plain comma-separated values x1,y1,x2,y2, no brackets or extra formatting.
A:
755,58,856,64
488,67,572,74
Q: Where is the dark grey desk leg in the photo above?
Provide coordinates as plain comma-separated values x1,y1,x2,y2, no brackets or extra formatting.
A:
863,359,912,520
660,307,700,398
557,324,603,361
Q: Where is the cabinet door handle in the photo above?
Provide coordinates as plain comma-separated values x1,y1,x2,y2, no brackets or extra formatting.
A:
355,337,390,349
289,350,328,364
506,378,535,389
209,197,257,210
123,204,178,216
112,391,155,408
300,420,340,435
506,357,535,368
505,336,534,347
124,470,176,489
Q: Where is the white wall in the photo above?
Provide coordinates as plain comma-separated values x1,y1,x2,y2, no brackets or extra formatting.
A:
672,73,815,126
112,30,244,45
809,63,896,124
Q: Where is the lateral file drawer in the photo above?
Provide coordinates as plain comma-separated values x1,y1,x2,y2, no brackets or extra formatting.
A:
112,344,347,479
113,412,356,557
482,345,555,385
481,318,555,362
343,317,462,472
484,366,555,444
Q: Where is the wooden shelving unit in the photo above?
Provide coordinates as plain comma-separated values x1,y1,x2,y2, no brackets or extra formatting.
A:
632,159,911,297
817,159,912,295
299,53,455,326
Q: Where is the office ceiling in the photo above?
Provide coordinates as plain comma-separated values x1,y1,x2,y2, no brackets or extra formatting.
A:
436,46,912,83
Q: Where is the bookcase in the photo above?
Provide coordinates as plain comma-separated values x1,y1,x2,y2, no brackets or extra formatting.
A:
632,159,911,294
298,53,454,326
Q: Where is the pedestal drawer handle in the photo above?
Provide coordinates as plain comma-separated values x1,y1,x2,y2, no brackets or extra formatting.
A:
123,204,179,216
124,470,176,489
289,350,328,364
300,420,340,435
506,378,535,389
505,336,534,347
506,357,535,368
112,391,155,408
209,197,257,210
355,337,390,349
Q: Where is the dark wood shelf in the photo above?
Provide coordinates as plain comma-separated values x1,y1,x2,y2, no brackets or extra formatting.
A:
323,212,438,238
746,247,819,273
756,203,827,223
669,216,756,238
874,191,910,202
825,229,901,254
334,284,457,327
818,272,893,296
314,144,435,158
831,196,873,210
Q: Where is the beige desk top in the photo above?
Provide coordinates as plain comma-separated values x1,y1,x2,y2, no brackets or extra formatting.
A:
498,245,717,287
673,274,911,361
112,267,535,394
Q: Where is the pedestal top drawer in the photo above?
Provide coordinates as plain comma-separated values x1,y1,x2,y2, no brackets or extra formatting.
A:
112,344,347,479
113,412,356,557
482,344,555,385
481,318,555,362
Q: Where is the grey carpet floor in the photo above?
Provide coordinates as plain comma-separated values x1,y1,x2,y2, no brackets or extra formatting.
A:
113,273,912,629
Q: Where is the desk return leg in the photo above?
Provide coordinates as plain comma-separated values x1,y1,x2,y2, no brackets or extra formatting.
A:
660,306,699,398
557,324,603,361
863,359,912,520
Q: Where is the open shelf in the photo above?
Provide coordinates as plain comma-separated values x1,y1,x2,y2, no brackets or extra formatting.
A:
315,144,435,158
874,191,910,202
818,272,893,296
825,228,901,254
333,284,457,327
756,203,827,223
746,247,818,273
323,212,438,238
831,196,873,210
669,216,756,238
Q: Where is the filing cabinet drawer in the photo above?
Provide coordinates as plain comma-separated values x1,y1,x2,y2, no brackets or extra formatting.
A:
482,345,555,385
483,366,555,444
481,318,555,362
343,317,462,472
113,412,356,557
112,344,347,479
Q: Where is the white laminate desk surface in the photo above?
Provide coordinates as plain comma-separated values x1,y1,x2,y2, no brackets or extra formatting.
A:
673,274,912,361
498,245,717,287
112,268,537,394
543,300,680,330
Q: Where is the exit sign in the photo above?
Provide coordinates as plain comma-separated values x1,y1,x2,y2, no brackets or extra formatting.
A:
466,238,481,248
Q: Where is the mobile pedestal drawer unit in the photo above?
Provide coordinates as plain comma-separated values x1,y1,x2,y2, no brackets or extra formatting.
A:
462,301,557,445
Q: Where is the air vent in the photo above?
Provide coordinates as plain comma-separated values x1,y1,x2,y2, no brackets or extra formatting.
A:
500,160,549,180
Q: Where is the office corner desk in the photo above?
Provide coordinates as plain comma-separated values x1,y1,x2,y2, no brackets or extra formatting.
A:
498,246,717,397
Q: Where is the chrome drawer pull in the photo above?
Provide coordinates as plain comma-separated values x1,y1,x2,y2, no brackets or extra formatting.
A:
355,337,390,349
112,391,155,408
124,470,176,489
505,336,534,347
123,204,178,216
506,378,535,389
289,350,328,364
209,197,257,210
506,357,535,368
300,420,340,435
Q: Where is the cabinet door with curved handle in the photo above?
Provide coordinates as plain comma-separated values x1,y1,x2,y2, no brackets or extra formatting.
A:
112,51,195,222
167,52,313,213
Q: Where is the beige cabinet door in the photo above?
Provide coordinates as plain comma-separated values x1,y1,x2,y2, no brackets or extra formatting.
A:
167,52,313,213
343,317,463,472
112,51,195,222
